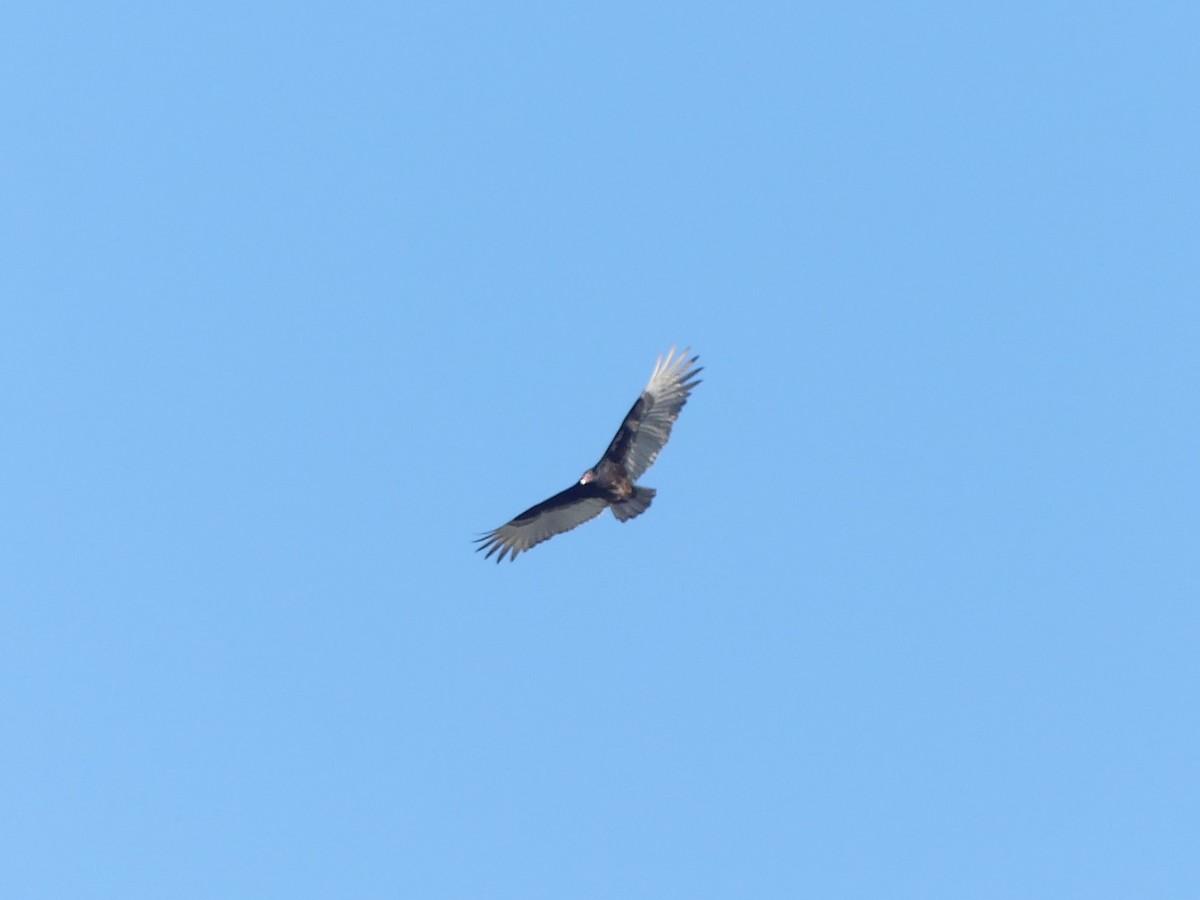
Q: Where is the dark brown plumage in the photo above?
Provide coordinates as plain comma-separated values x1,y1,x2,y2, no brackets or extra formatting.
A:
476,348,702,562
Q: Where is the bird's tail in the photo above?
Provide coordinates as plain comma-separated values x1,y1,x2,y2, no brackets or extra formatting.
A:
611,486,655,522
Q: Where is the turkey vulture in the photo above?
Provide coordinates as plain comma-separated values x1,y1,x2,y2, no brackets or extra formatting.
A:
476,348,702,562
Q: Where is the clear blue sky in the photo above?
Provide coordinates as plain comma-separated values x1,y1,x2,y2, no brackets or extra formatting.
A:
2,2,1197,897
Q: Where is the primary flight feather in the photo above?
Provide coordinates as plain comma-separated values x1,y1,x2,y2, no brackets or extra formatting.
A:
476,348,702,562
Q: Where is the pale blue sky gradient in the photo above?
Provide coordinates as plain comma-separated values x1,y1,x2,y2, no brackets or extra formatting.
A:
2,3,1197,898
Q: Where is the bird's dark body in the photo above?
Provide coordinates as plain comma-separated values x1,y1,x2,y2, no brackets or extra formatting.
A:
476,349,701,562
593,457,634,502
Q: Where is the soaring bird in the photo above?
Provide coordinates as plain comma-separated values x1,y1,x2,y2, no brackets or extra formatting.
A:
476,348,702,562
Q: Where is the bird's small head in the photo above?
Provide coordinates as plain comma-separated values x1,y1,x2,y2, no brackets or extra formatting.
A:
579,469,596,485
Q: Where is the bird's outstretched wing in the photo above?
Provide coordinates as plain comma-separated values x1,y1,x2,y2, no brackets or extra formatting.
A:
475,483,609,563
602,348,702,482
